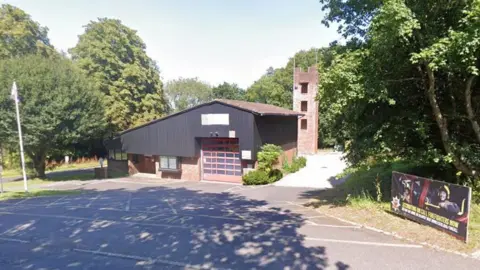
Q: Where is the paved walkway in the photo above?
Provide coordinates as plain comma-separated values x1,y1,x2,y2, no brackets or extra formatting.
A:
274,152,348,188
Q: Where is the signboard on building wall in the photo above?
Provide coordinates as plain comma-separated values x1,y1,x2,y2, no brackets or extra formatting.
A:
201,114,229,125
391,172,472,242
241,150,251,160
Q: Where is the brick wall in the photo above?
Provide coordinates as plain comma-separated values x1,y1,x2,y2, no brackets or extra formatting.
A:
293,66,319,155
157,156,200,181
107,160,128,176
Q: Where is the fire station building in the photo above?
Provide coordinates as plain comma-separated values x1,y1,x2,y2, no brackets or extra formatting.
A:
106,66,318,183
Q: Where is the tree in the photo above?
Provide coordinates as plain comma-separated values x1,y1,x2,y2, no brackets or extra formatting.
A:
69,18,166,132
0,55,105,178
0,4,54,59
318,0,480,185
164,77,212,112
212,82,245,100
246,48,330,109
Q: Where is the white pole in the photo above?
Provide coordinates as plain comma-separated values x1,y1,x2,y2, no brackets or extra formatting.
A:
12,82,28,192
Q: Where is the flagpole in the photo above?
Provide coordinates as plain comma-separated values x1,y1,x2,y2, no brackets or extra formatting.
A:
12,82,28,192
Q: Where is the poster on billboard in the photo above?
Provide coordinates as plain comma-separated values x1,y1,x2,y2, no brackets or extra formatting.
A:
391,172,472,242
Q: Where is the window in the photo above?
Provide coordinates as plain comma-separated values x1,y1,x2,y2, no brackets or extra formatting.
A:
301,83,308,94
160,156,179,170
109,149,127,160
301,101,308,112
301,119,307,130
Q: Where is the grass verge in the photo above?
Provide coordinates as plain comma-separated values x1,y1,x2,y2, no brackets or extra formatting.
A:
306,160,480,254
2,161,102,178
0,189,81,201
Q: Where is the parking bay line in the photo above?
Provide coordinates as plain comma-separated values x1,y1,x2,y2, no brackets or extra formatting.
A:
0,202,345,228
0,211,420,249
73,248,230,270
304,237,423,248
125,193,132,211
0,237,29,243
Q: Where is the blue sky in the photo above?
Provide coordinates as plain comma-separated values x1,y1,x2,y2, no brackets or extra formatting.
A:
5,0,340,88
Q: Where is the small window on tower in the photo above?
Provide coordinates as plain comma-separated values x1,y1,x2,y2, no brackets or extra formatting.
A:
301,119,307,130
301,83,308,94
301,101,308,112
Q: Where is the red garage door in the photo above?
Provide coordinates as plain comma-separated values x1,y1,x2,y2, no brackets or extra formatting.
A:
202,138,242,182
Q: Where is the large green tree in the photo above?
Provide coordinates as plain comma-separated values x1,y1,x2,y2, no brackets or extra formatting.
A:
0,4,54,59
164,77,212,112
0,55,105,177
246,48,322,109
212,82,245,100
318,0,480,185
69,18,166,132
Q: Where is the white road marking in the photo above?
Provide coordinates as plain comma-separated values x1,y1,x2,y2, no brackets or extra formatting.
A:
305,223,360,228
73,248,229,270
0,211,194,230
125,193,132,211
14,198,30,205
46,195,67,207
304,237,423,248
86,194,101,208
305,215,326,219
0,210,413,250
472,250,480,259
0,237,29,243
223,186,242,192
225,207,246,220
164,199,177,214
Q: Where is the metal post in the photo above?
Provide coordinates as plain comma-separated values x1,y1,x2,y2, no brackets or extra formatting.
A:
12,82,28,192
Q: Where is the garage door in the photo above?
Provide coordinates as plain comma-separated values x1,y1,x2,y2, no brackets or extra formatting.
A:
201,138,242,182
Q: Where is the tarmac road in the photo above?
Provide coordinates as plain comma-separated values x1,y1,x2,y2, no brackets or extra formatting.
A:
0,177,478,269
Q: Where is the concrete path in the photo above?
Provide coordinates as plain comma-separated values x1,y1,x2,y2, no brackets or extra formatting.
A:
274,152,348,188
0,178,478,269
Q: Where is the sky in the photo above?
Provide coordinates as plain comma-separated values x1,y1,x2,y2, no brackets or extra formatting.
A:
4,0,340,88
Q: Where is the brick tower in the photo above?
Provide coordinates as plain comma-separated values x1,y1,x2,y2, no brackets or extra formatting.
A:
293,65,319,155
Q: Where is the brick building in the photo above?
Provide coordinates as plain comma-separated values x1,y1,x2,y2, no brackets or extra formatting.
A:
293,66,319,155
106,66,319,183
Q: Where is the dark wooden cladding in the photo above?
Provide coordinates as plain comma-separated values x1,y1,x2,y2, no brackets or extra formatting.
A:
120,103,255,157
110,101,298,161
254,115,298,154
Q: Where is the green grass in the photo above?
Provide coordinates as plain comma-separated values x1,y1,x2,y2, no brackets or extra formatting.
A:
2,160,102,178
0,189,81,201
1,172,98,191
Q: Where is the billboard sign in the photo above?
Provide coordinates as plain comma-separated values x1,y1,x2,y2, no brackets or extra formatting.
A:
391,172,472,242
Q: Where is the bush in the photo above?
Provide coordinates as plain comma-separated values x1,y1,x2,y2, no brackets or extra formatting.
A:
242,169,284,185
269,169,283,182
296,156,307,167
257,144,283,174
284,156,307,173
243,170,271,185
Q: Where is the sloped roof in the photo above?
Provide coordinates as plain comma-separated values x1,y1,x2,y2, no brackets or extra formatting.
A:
120,99,302,135
215,99,302,116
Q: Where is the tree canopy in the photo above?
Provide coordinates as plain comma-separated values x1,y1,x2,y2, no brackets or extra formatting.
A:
212,82,245,100
69,18,167,132
0,55,105,177
317,0,480,186
0,4,54,59
164,77,212,112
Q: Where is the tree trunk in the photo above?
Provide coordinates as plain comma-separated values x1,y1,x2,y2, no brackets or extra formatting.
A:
31,152,46,178
465,76,480,144
423,66,475,177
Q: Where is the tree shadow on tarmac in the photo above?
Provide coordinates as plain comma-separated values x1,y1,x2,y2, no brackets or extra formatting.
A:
0,184,350,269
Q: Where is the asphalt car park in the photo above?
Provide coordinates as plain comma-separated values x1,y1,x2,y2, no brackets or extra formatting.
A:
0,178,478,269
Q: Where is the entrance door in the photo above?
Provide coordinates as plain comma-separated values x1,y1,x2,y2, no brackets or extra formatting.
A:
202,138,242,182
141,155,156,174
